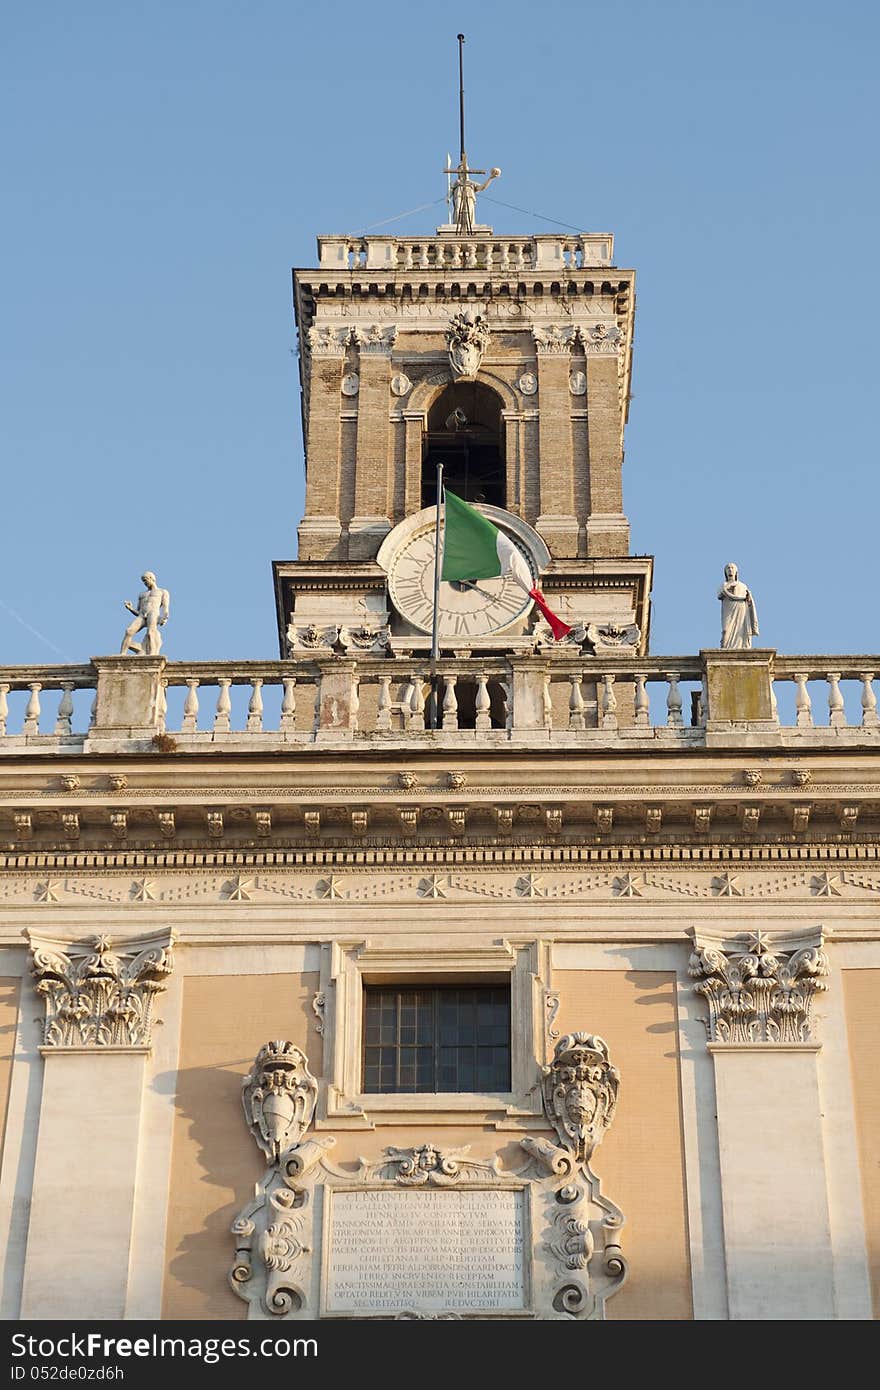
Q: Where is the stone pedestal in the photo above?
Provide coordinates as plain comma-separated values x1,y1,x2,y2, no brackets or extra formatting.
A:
315,660,358,739
702,648,777,732
86,655,166,748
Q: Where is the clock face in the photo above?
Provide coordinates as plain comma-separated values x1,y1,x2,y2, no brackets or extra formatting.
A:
387,522,536,638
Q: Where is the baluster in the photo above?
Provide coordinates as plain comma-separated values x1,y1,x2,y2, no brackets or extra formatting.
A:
246,678,264,731
442,675,459,730
55,682,75,735
770,680,779,724
665,671,683,727
214,678,232,733
376,675,392,732
568,674,585,731
410,676,426,732
0,683,8,736
419,244,430,268
793,672,813,727
475,674,491,731
499,243,509,270
23,682,42,735
349,673,359,732
156,678,168,732
827,672,845,727
542,673,553,730
89,690,97,728
860,671,879,727
633,673,650,728
280,677,297,731
402,244,413,270
181,679,200,732
601,673,618,730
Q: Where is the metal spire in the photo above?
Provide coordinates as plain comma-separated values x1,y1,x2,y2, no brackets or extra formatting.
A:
443,34,501,235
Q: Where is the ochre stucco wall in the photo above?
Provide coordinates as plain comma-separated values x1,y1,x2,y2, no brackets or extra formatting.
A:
162,973,320,1319
554,969,693,1320
0,977,20,1169
843,968,880,1318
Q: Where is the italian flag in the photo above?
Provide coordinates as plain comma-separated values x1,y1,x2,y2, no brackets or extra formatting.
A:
440,489,572,640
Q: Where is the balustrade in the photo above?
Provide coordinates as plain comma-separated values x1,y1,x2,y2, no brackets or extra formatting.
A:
1,658,879,750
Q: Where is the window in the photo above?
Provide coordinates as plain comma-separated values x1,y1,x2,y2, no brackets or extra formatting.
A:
363,985,511,1093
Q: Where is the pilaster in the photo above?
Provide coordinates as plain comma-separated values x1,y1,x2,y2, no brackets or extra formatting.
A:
689,928,834,1319
585,349,627,556
350,327,396,559
300,330,345,559
20,931,175,1320
533,327,578,557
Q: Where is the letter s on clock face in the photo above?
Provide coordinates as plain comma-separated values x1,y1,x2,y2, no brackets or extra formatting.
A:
386,524,536,638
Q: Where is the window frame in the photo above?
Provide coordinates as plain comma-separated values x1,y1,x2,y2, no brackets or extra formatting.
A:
317,939,551,1126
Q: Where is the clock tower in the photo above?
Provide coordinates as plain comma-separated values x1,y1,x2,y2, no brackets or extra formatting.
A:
273,179,652,659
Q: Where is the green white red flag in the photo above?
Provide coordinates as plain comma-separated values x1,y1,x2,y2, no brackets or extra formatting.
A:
440,489,572,640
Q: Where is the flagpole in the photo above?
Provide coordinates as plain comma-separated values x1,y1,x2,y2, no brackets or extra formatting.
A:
429,461,444,730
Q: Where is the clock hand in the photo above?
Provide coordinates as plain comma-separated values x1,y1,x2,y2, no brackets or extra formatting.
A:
458,580,503,601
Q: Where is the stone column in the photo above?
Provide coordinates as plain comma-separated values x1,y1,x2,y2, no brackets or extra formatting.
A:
584,325,630,557
298,327,347,560
689,928,834,1320
533,326,578,557
20,932,175,1320
350,326,397,560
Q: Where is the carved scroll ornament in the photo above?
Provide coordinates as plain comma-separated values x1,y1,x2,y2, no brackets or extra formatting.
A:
242,1040,319,1162
28,930,175,1048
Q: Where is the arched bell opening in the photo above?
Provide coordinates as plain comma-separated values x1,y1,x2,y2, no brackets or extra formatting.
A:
421,381,505,509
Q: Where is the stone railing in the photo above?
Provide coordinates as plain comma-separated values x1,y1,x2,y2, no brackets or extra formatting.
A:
315,233,614,274
2,649,880,754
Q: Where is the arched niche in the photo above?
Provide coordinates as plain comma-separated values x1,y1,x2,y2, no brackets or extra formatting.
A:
421,379,507,509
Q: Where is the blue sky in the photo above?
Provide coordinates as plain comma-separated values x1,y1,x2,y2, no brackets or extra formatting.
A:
2,1,878,665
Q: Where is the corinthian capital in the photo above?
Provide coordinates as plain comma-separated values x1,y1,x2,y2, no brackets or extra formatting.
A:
28,930,176,1049
353,323,398,355
531,323,577,355
689,928,829,1045
578,322,624,356
306,324,353,358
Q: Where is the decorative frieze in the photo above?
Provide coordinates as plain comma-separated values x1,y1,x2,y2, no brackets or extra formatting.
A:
689,928,829,1044
242,1040,319,1163
28,930,175,1048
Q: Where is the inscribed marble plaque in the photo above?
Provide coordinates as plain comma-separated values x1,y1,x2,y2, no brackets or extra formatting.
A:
325,1187,525,1314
